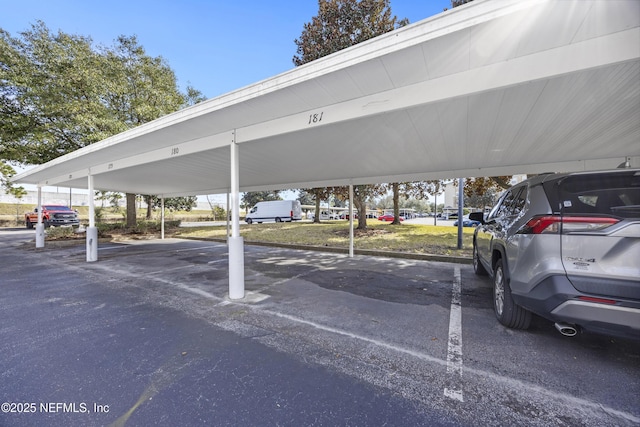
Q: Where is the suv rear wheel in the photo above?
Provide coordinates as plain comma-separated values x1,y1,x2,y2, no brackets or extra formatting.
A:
494,257,531,329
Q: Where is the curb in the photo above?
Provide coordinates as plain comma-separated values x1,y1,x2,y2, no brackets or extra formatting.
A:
180,237,472,265
17,232,472,265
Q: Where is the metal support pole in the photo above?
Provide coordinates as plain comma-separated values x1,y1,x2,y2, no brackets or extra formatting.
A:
228,131,245,299
349,184,354,258
35,186,45,248
226,192,231,243
86,174,98,262
457,178,464,250
161,196,165,240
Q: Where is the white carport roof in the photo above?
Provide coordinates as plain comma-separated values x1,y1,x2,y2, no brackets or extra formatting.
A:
14,0,640,197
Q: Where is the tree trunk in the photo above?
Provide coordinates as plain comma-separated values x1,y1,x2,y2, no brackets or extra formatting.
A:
391,183,401,225
354,186,367,230
126,193,137,228
314,197,321,223
145,195,152,219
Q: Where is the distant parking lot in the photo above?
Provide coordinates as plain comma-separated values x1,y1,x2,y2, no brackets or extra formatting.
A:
179,216,458,227
1,229,639,426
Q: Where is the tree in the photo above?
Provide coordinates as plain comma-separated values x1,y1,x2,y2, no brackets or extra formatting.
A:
465,186,498,210
403,196,430,214
293,0,407,229
296,190,316,206
1,161,27,224
108,192,124,209
1,23,121,164
451,0,474,8
464,177,510,210
0,159,24,197
383,181,434,225
205,195,228,221
464,177,510,196
293,0,408,66
94,191,110,208
391,183,401,224
332,184,385,229
104,35,199,226
144,195,197,219
300,187,333,223
0,23,204,227
103,36,187,128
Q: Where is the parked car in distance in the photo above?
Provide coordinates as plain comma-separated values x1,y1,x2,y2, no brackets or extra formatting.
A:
339,213,358,220
470,169,640,340
25,205,80,228
453,216,481,227
378,214,404,222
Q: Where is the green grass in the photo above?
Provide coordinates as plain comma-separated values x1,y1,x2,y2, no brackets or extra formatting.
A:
1,203,473,257
176,221,474,257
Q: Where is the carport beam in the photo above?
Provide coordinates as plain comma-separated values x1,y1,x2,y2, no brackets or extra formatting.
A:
86,175,98,262
228,134,245,299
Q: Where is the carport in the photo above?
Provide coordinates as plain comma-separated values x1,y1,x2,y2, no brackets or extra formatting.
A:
13,0,640,300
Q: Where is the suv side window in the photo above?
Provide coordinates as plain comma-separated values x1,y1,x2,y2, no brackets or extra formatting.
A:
511,186,527,216
489,186,527,220
495,190,516,218
503,187,524,216
487,192,508,220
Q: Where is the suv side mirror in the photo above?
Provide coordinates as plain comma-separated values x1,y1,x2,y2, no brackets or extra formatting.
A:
469,212,485,224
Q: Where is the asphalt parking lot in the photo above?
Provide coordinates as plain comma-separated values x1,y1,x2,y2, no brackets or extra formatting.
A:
1,228,639,426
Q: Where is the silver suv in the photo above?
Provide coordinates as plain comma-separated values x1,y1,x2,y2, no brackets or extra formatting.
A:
469,169,640,339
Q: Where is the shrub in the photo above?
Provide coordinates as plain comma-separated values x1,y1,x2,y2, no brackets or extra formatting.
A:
45,226,76,240
95,220,181,237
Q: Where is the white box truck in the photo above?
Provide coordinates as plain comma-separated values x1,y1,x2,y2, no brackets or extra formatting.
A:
245,200,302,224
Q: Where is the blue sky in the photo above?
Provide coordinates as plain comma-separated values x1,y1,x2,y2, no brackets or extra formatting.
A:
2,0,452,99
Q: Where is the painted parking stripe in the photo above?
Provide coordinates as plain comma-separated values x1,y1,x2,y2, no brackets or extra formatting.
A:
98,245,128,251
444,266,464,402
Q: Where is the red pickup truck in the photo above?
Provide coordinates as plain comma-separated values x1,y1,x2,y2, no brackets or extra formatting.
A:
25,205,80,229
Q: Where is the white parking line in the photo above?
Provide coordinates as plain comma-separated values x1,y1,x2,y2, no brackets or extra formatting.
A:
79,260,639,423
174,245,224,252
444,266,464,402
98,245,128,251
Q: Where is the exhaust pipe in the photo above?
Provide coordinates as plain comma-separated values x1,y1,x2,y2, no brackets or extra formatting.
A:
555,322,578,337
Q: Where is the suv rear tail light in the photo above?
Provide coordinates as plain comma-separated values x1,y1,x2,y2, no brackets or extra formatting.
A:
519,215,619,234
